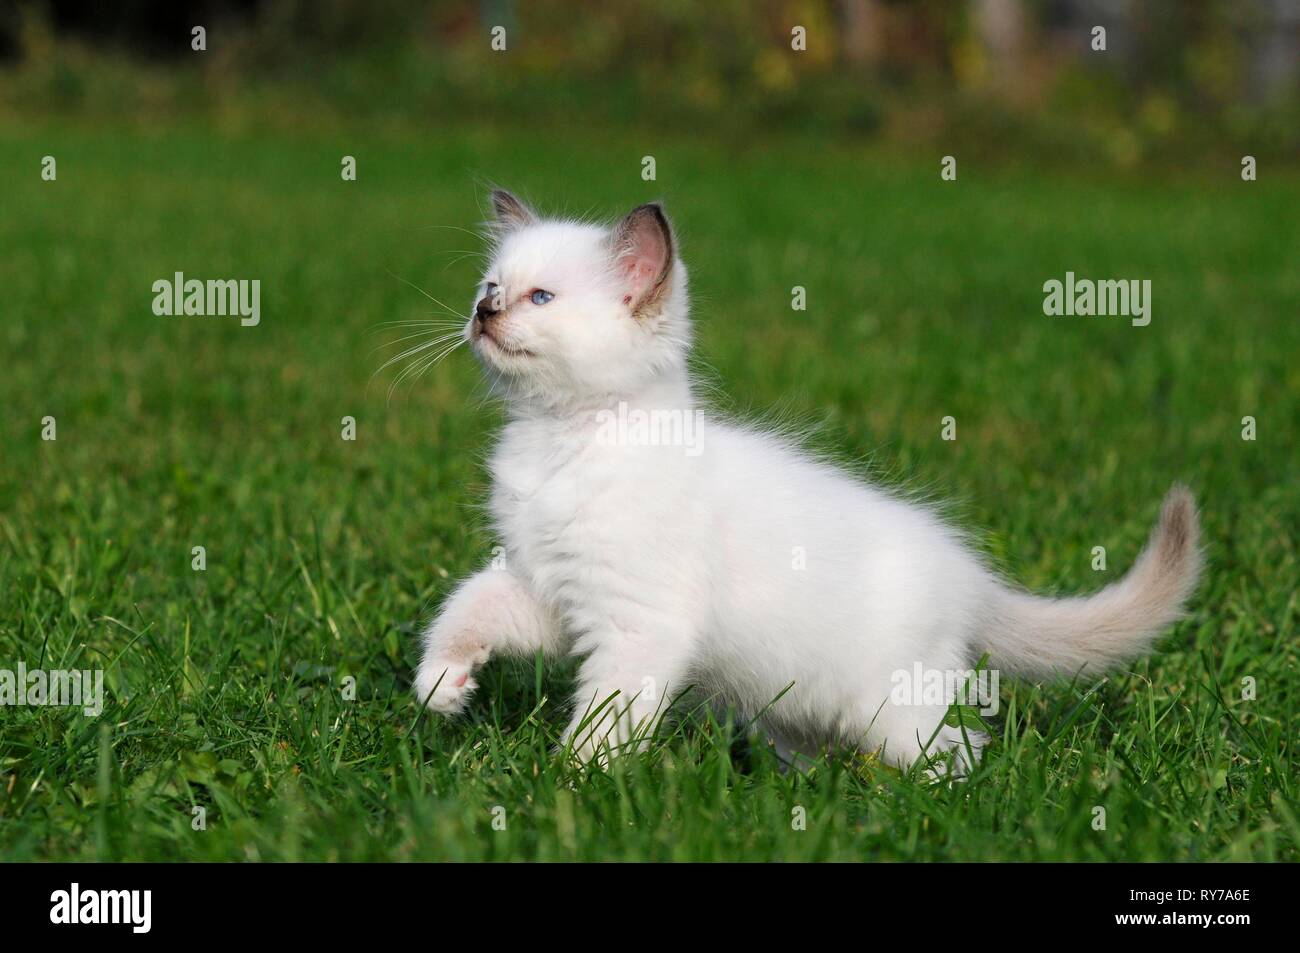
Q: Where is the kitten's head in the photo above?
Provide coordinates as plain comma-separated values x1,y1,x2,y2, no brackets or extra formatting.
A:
466,190,690,409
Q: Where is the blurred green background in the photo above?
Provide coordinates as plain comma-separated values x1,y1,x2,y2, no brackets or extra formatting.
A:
1,1,1297,861
3,0,1298,165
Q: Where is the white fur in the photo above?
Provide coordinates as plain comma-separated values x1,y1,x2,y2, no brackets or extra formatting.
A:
414,195,1201,773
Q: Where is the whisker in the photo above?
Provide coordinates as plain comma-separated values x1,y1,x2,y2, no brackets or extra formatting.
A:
414,341,467,387
406,350,449,387
385,271,473,321
369,329,464,354
443,252,488,271
407,224,484,240
370,335,458,382
367,326,463,343
431,248,486,259
368,318,467,332
373,270,479,403
388,343,449,403
397,336,468,396
426,338,467,369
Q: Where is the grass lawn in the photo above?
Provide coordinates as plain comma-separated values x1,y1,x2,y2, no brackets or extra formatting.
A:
1,115,1298,861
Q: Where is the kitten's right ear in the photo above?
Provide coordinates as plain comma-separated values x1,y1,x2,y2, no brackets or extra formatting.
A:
610,202,675,316
489,189,536,232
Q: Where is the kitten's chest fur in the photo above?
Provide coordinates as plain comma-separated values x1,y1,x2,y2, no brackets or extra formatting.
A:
490,416,629,604
487,411,699,621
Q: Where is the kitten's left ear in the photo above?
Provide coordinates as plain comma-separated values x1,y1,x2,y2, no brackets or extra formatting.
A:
489,189,536,232
611,202,675,314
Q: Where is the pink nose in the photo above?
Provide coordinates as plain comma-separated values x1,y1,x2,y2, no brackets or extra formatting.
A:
452,672,468,688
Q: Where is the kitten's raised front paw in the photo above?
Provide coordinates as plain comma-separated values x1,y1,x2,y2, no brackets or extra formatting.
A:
413,658,478,714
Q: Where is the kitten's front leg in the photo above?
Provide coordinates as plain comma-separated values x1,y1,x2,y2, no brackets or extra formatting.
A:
560,627,695,764
415,568,560,714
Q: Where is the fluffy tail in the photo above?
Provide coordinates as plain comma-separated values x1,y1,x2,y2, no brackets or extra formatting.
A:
978,485,1202,679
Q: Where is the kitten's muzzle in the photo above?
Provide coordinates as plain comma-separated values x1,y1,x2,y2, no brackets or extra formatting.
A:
472,295,519,352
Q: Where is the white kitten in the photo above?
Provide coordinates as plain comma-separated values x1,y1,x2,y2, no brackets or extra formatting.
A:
413,190,1202,772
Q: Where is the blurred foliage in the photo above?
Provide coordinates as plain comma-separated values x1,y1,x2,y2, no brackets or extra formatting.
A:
1,0,1296,167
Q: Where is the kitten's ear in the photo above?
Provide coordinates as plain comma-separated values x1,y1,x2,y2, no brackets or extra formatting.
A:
489,189,536,232
610,202,675,314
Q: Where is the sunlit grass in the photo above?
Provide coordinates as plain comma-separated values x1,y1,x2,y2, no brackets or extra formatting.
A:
1,114,1297,860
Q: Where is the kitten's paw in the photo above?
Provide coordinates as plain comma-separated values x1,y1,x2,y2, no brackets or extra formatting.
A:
922,727,989,782
413,658,478,715
559,709,655,768
560,736,610,770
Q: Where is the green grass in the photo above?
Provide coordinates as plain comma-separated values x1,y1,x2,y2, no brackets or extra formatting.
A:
1,113,1298,862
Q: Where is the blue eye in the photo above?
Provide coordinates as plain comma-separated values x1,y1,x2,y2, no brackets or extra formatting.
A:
530,289,555,306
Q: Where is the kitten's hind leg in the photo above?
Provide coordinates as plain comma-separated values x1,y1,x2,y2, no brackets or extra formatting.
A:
870,703,989,780
758,722,821,774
